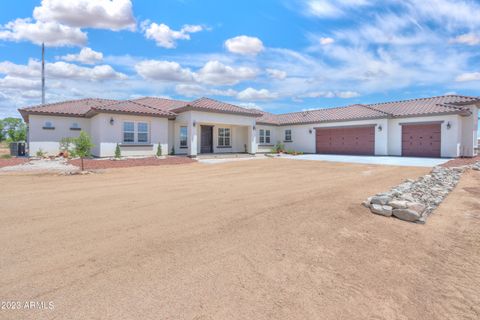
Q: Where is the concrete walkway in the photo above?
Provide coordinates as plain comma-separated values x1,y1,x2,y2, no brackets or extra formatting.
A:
280,154,450,167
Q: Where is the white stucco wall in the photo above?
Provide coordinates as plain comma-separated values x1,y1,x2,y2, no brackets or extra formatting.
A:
90,113,169,157
28,115,90,156
256,125,278,153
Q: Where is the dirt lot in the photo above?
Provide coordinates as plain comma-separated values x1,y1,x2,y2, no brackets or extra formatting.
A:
1,159,479,320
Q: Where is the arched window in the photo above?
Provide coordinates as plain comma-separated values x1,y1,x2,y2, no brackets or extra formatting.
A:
43,121,55,130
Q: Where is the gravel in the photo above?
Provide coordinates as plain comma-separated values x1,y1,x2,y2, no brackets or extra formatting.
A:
0,158,79,173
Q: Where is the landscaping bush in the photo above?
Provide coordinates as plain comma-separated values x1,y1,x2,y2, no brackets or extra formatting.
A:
170,146,175,155
157,144,162,157
36,148,46,158
271,142,285,153
115,144,121,159
59,137,76,158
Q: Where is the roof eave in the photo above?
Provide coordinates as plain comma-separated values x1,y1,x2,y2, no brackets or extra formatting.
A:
171,105,262,117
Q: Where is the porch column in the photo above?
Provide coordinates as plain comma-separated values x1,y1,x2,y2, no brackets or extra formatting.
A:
188,120,198,157
247,125,257,154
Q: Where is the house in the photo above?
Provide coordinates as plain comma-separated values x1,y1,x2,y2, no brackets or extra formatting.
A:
19,95,479,158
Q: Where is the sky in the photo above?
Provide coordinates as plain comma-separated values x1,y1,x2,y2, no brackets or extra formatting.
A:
0,0,479,118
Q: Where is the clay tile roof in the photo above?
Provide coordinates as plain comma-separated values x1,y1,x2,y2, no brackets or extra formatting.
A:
88,100,177,118
132,97,189,112
256,110,281,125
171,97,263,116
274,104,387,125
19,98,118,120
365,95,479,117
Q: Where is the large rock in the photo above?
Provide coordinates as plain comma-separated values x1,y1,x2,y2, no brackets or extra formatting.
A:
371,204,393,217
393,209,421,222
370,195,391,205
389,200,408,209
406,202,426,214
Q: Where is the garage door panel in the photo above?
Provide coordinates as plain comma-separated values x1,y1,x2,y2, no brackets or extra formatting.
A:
401,123,441,157
316,126,375,155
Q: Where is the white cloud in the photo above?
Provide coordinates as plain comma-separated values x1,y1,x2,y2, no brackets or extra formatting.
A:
455,72,480,82
236,88,278,101
303,0,371,18
238,102,263,110
0,76,40,90
175,84,237,97
450,33,480,46
0,18,86,46
319,37,335,45
58,47,103,64
225,36,265,56
33,0,135,31
336,91,360,98
0,59,126,82
135,60,195,82
143,22,204,48
266,68,287,80
196,60,257,85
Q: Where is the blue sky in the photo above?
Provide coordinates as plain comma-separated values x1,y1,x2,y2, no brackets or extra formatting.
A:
0,0,479,118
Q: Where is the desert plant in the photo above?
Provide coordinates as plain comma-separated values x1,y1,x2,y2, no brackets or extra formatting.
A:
156,143,162,157
59,137,75,157
36,148,46,158
170,146,175,155
0,154,11,159
73,131,94,171
271,142,285,153
115,143,121,159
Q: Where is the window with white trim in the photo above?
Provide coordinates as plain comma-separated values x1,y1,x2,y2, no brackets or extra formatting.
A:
284,129,292,142
180,126,188,148
218,128,231,147
123,122,135,143
259,129,271,144
137,122,149,143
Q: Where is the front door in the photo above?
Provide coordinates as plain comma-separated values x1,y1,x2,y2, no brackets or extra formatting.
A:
200,125,213,153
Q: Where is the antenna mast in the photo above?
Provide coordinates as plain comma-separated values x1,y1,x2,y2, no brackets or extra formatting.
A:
41,43,45,105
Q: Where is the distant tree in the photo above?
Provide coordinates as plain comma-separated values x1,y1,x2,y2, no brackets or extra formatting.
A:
74,131,94,171
2,118,26,142
0,120,5,141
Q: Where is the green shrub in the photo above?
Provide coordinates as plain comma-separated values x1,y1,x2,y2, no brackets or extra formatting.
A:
73,131,94,171
115,144,121,159
0,154,11,159
157,144,162,157
271,142,285,153
36,148,46,158
59,137,76,157
170,146,175,155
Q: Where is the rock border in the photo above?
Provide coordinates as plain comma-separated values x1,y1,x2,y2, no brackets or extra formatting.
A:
363,161,480,223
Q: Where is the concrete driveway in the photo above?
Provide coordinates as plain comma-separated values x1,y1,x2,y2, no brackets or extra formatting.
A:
281,154,450,167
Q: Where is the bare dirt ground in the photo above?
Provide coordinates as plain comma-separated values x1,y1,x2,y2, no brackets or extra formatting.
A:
68,156,195,170
1,159,479,320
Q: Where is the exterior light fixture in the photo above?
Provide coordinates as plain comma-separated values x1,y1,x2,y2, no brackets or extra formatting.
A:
309,129,313,134
253,125,256,131
446,122,451,129
193,120,196,127
378,125,383,132
109,117,114,125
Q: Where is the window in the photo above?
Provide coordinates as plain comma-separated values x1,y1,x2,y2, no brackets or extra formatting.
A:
70,122,81,130
218,128,231,147
123,122,135,143
180,126,188,148
43,121,54,129
137,122,149,143
259,129,271,144
284,129,292,142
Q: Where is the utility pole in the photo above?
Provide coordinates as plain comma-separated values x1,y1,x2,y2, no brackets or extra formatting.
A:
41,42,45,105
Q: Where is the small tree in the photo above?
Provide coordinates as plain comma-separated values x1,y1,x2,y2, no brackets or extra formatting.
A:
170,146,175,155
2,118,26,142
73,131,94,171
156,143,162,157
115,143,121,159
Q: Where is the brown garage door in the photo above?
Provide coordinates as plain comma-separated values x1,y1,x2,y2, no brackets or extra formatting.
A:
401,123,441,157
316,126,375,155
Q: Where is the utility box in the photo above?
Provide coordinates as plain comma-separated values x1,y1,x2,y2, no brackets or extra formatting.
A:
9,142,26,156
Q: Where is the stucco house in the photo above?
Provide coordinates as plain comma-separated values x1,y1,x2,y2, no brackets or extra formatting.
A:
19,95,479,158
